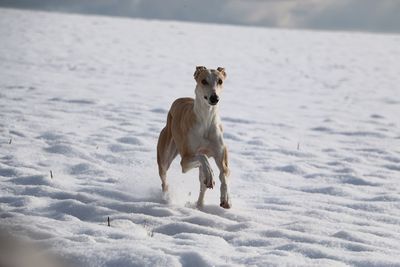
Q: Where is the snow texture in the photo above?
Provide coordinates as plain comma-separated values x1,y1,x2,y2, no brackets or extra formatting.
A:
1,8,400,267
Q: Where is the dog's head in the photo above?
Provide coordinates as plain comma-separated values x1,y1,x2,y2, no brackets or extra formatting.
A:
194,66,227,106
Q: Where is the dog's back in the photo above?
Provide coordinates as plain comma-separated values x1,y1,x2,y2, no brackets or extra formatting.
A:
169,97,193,116
157,97,196,186
169,97,195,133
166,97,198,154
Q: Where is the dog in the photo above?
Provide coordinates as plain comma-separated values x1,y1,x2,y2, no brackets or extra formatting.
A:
157,66,231,209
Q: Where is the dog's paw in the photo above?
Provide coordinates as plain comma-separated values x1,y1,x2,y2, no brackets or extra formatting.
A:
161,183,169,192
196,201,204,209
219,183,230,208
204,178,215,189
203,167,215,189
220,200,231,209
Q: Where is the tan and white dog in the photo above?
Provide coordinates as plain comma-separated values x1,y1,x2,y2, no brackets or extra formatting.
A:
157,66,231,209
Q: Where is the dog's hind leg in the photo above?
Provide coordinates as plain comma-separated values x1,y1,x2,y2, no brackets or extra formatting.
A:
157,126,178,192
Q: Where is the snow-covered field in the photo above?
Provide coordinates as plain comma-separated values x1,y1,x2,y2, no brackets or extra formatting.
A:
1,8,400,267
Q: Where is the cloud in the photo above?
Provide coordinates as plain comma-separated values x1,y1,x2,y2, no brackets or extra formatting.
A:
0,0,399,33
222,0,400,33
302,0,400,32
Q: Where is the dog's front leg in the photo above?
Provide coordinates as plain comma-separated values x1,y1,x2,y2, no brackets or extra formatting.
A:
181,155,215,189
214,146,231,209
196,166,207,208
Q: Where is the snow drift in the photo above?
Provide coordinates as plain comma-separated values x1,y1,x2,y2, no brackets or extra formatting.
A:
1,8,400,267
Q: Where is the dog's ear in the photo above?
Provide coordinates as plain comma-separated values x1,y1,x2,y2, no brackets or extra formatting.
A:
194,66,207,80
217,67,227,79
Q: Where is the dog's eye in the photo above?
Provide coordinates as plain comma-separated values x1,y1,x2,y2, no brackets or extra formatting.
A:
201,79,208,85
218,79,223,85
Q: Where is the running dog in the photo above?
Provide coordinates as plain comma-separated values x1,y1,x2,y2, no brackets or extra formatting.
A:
157,66,231,209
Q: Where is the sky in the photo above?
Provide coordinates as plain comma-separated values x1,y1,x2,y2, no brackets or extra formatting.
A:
0,0,399,33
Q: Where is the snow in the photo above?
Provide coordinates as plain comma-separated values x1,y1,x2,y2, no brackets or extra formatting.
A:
1,7,400,267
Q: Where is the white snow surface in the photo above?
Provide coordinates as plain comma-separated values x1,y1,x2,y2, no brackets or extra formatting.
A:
1,8,400,267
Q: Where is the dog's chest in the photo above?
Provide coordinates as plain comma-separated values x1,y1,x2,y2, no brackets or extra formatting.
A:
189,121,220,154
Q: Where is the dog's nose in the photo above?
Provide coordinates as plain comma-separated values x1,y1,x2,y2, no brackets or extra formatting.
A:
209,94,219,105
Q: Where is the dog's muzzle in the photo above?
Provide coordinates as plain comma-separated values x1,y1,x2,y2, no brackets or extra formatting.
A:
209,93,219,105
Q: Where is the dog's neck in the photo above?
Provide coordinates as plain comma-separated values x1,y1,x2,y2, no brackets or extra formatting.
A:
194,90,220,126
